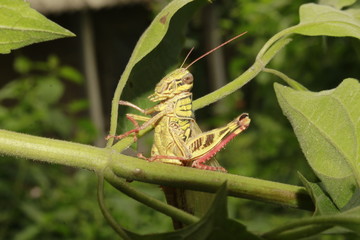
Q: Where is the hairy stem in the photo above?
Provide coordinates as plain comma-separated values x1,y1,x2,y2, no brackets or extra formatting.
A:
0,129,107,171
0,129,313,211
109,156,313,210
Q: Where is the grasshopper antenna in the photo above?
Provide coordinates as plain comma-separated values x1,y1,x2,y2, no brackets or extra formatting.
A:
185,31,247,70
180,47,194,68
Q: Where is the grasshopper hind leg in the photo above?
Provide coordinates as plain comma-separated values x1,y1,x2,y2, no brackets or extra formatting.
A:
192,160,227,172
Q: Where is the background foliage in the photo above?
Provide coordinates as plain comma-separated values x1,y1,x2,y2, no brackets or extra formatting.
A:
0,0,359,239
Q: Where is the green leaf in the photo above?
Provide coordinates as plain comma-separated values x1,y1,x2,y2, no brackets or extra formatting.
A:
0,80,22,101
125,183,261,240
59,66,83,84
108,0,208,138
14,56,32,74
15,225,41,240
318,0,356,9
335,206,360,233
262,205,360,239
120,0,208,101
346,8,360,21
275,79,360,209
256,2,360,68
66,99,89,113
341,187,360,211
46,109,72,137
32,77,64,104
298,173,339,216
293,3,360,39
0,0,75,54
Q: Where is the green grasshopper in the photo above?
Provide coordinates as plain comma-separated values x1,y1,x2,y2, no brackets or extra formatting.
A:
107,33,250,227
108,32,250,172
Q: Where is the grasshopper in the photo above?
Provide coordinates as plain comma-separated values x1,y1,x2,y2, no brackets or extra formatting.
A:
107,32,250,172
110,68,250,171
107,33,250,227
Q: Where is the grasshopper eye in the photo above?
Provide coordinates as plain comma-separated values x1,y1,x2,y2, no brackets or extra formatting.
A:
183,73,193,84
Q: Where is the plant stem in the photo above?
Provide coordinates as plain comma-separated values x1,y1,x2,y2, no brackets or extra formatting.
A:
97,173,132,240
0,129,107,171
262,215,360,239
263,225,331,240
255,26,297,61
263,68,308,91
109,156,313,210
104,168,199,225
0,129,313,211
193,20,333,110
193,37,292,110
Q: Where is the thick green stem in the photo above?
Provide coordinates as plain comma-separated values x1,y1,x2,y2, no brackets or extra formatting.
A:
109,156,313,210
0,129,313,211
0,129,107,171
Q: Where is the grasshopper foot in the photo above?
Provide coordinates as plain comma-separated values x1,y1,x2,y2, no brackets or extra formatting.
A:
106,113,143,141
191,161,227,172
137,153,150,161
138,153,184,165
105,129,139,142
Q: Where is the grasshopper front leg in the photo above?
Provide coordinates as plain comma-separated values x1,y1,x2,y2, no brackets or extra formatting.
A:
106,101,161,141
105,114,142,141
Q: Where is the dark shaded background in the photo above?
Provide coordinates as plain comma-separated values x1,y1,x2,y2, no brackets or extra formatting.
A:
0,0,359,239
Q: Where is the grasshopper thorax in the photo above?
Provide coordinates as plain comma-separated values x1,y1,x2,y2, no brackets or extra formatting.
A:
148,68,193,102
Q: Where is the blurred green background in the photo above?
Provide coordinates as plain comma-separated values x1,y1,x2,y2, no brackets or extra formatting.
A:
0,0,359,239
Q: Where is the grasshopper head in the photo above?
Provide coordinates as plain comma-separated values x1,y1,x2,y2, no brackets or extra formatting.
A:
148,68,193,102
238,113,251,127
